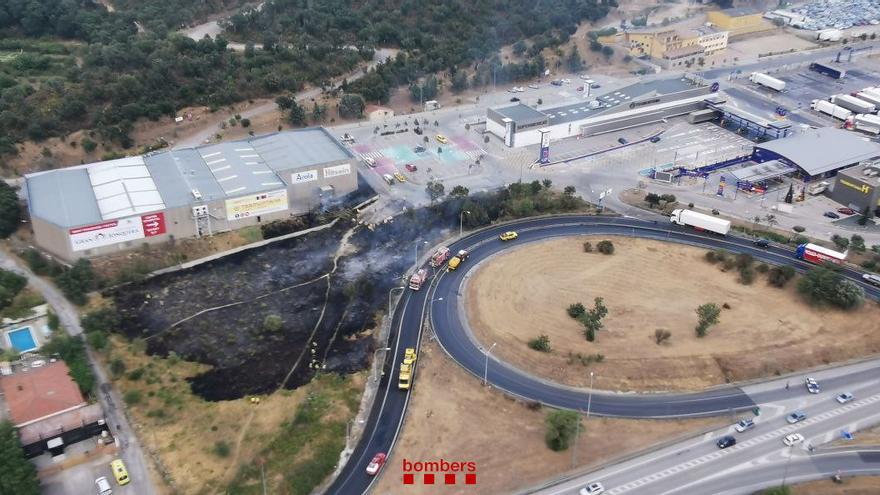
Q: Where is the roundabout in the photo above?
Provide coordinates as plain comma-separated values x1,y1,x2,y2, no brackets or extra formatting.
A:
328,214,880,495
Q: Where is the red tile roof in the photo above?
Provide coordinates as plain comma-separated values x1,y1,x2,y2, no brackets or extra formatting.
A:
0,361,86,427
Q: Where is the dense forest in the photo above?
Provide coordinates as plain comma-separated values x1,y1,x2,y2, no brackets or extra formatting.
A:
0,0,614,156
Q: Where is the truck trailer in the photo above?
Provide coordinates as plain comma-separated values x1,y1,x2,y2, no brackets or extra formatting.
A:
408,269,428,291
831,94,875,114
810,61,846,79
811,99,853,120
795,243,846,265
853,114,880,135
749,72,786,92
687,109,720,124
669,209,731,235
855,91,880,108
815,29,843,42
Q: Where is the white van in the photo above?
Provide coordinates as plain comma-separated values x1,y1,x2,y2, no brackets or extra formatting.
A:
382,174,395,185
363,157,376,167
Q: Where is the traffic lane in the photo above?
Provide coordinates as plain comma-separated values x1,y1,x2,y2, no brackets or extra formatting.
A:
747,362,880,406
328,288,423,494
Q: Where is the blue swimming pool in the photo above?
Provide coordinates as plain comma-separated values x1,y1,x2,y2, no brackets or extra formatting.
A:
7,327,37,353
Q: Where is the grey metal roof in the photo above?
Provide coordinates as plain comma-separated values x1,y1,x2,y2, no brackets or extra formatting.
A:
492,103,548,123
756,127,880,176
251,128,354,172
730,160,797,183
26,168,101,229
25,127,352,228
721,6,762,17
544,78,699,126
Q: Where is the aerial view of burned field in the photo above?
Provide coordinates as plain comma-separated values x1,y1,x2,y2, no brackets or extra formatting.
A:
112,203,466,400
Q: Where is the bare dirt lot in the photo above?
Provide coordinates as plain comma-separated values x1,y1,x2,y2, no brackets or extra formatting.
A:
794,477,880,494
372,339,726,495
466,236,880,392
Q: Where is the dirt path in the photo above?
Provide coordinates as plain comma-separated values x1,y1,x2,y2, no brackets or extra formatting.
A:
465,236,880,392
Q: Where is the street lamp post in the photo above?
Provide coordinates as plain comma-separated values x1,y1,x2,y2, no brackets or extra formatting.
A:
460,210,471,237
483,342,497,386
414,240,428,272
572,371,594,469
388,286,405,314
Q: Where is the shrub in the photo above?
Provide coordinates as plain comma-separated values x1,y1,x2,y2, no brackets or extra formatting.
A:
756,263,769,273
831,235,850,250
735,253,754,270
583,242,593,252
768,265,796,287
567,303,586,318
528,334,551,352
721,258,736,271
596,240,614,254
792,225,805,233
695,303,721,337
544,410,580,451
711,209,720,215
688,202,694,208
738,266,755,285
797,266,864,309
126,368,145,381
213,441,231,458
654,329,671,345
705,251,718,263
123,390,142,405
109,358,126,379
792,235,809,245
262,314,283,332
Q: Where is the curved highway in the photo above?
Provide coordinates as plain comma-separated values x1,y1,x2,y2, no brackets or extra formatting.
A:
328,215,880,494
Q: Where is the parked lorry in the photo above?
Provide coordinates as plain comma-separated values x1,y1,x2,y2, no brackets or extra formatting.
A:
429,246,451,268
811,99,853,120
408,269,428,291
749,72,786,92
853,114,880,135
669,209,731,235
447,249,469,271
810,61,846,79
795,243,846,265
831,94,875,114
855,91,880,108
807,181,831,195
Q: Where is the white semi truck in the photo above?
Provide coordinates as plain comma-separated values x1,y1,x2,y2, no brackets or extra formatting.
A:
853,114,880,135
670,209,731,235
811,99,853,120
749,72,786,92
831,94,875,114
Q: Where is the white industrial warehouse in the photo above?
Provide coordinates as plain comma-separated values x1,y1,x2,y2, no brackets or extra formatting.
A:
486,77,715,148
25,128,358,261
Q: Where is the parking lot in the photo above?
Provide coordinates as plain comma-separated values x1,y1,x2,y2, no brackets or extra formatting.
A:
38,440,137,495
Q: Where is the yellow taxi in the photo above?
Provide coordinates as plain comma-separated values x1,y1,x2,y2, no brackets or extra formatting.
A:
500,231,519,241
435,134,448,144
403,347,417,365
393,172,407,183
110,459,130,485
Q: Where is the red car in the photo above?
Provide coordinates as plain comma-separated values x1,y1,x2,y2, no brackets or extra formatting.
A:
366,452,386,476
405,163,417,172
837,207,856,215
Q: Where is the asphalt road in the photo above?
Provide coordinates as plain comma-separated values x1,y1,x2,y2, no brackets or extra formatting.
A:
328,214,879,494
532,370,880,495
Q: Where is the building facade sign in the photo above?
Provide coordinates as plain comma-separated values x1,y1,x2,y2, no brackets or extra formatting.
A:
291,170,319,184
69,217,145,252
323,163,351,179
225,189,289,221
839,178,872,194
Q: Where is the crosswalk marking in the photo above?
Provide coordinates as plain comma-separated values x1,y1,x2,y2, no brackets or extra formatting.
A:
359,151,384,160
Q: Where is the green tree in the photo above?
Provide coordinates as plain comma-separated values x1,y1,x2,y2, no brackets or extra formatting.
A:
287,99,306,126
513,40,527,56
695,303,721,337
449,185,469,198
263,314,283,332
109,358,126,379
81,138,98,153
566,46,584,72
0,420,39,495
589,40,603,52
425,181,445,203
831,235,849,250
850,234,866,252
338,94,366,119
596,240,614,255
544,410,580,451
567,302,586,318
768,266,796,287
451,71,469,93
579,297,608,342
797,266,864,309
41,333,95,397
601,45,614,60
311,102,326,123
55,259,99,306
0,182,21,238
645,193,661,208
528,334,551,352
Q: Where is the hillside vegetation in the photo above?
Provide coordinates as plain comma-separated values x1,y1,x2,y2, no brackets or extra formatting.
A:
0,0,613,156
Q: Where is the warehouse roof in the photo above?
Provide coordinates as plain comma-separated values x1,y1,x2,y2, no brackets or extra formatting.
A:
26,127,352,228
755,127,880,176
720,6,763,17
492,103,549,123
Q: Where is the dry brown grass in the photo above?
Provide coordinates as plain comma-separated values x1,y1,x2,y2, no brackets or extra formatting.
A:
466,236,880,392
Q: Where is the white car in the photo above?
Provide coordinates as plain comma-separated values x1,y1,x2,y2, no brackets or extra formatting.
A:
561,78,572,84
863,273,880,287
836,392,855,404
528,84,539,89
783,433,804,446
95,477,112,495
734,418,755,433
805,377,820,394
580,74,591,80
580,482,605,495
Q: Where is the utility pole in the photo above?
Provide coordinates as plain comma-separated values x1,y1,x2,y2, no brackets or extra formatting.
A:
483,343,497,386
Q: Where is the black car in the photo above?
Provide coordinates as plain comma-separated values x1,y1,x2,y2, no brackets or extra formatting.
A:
716,435,736,449
414,128,423,135
753,239,770,248
617,137,628,145
414,145,426,153
823,211,840,219
650,136,661,143
510,97,520,102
